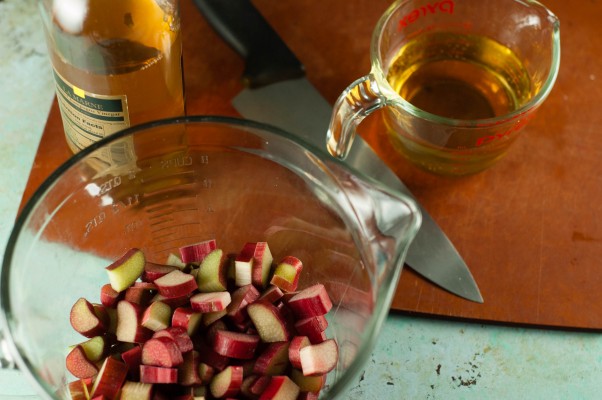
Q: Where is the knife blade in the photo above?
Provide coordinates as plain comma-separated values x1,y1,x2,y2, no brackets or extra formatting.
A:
194,0,483,303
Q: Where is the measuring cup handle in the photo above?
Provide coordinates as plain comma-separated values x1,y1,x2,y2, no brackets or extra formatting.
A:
0,329,16,369
326,73,387,159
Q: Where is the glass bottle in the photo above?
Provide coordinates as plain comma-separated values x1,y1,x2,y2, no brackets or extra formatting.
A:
38,0,186,160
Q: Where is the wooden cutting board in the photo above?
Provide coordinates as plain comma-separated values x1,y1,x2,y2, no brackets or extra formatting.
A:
21,0,602,330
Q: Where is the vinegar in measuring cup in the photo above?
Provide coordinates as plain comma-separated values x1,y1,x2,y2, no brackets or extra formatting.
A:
385,32,535,174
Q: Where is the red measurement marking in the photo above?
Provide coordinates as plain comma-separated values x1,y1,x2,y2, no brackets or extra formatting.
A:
475,114,535,147
398,0,455,30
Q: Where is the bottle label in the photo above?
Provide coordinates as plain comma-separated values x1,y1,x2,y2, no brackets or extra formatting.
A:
52,69,137,171
53,70,131,150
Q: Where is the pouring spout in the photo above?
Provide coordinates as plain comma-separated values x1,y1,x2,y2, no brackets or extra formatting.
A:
331,167,422,288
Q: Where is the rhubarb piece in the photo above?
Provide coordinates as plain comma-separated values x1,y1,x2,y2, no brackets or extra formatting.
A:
116,300,153,343
100,283,122,308
142,262,178,282
275,302,296,335
141,336,184,368
258,285,284,304
299,339,339,376
239,242,273,289
171,307,203,336
288,336,311,370
197,361,215,383
166,253,188,269
190,291,231,313
78,335,108,362
66,345,99,379
202,309,228,327
258,375,300,400
154,269,198,298
105,248,145,292
280,291,299,304
250,375,271,397
141,301,172,331
151,292,191,309
124,285,155,306
93,304,111,327
234,249,253,287
196,248,228,292
188,266,199,281
253,341,290,376
252,242,274,289
140,365,178,384
68,379,90,400
178,350,202,386
306,330,326,344
121,345,143,381
295,315,328,333
287,284,332,319
247,301,291,342
70,298,107,338
270,256,303,292
212,330,260,360
90,357,128,400
179,239,217,264
294,315,329,344
133,282,159,290
120,381,153,400
152,326,194,353
290,368,325,393
209,365,243,398
227,284,260,325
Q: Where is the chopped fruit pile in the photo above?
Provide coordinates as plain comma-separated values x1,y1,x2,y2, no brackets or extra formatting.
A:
66,241,339,400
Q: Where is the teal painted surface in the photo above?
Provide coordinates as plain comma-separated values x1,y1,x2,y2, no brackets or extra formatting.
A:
357,315,602,399
1,1,602,399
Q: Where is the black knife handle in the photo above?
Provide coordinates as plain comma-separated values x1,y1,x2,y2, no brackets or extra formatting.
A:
194,0,305,88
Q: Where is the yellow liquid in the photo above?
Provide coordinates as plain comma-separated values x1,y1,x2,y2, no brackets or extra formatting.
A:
384,32,534,175
46,0,185,153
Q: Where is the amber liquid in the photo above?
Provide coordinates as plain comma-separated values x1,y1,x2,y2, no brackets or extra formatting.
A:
47,0,185,154
384,32,534,175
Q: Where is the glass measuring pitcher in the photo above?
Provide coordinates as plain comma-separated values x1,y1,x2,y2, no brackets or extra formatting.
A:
327,0,561,176
1,116,421,399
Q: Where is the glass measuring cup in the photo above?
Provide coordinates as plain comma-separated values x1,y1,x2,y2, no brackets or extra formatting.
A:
0,116,421,399
327,0,561,176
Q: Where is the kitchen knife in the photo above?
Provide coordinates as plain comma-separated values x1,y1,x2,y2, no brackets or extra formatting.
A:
194,0,483,303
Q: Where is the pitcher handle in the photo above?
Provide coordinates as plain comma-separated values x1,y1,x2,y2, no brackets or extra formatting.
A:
326,73,388,159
